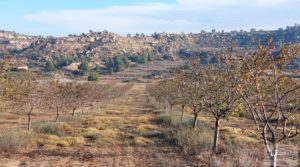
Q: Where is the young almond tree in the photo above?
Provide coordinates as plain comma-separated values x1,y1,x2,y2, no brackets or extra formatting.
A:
186,59,207,128
173,70,190,122
165,78,179,113
79,82,94,114
150,80,169,112
203,62,241,153
45,80,69,122
237,42,300,167
63,82,83,116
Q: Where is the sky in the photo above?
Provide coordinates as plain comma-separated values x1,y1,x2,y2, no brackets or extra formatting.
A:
0,0,299,36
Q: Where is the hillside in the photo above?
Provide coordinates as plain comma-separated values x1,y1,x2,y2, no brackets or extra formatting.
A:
1,25,300,74
1,25,300,59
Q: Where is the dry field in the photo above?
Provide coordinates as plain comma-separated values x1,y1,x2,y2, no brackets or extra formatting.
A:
0,62,298,166
0,82,298,167
0,83,191,167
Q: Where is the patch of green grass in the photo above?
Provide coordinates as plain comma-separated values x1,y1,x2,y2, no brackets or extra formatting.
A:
33,122,66,137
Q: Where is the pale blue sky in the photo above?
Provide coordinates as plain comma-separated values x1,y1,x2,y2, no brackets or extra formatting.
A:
0,0,299,36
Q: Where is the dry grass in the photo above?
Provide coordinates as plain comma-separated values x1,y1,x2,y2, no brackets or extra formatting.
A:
221,127,258,144
133,136,154,146
136,124,158,133
95,128,124,145
83,117,112,130
0,131,32,153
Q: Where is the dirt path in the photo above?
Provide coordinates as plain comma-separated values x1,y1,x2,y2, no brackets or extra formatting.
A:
0,84,191,167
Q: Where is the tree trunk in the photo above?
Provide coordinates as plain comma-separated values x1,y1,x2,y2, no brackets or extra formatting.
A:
90,104,94,111
27,108,33,130
213,118,221,153
55,106,59,122
270,143,278,167
181,105,185,122
193,111,199,128
170,104,173,113
81,106,84,115
72,108,76,116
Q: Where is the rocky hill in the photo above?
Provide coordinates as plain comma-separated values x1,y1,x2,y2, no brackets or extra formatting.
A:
1,25,300,68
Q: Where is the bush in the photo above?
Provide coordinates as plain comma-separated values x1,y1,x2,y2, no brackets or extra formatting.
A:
105,55,129,73
45,61,55,71
53,56,74,69
0,131,31,153
87,72,99,81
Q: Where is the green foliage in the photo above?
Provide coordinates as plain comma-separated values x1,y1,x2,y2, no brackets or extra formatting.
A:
78,61,89,72
105,55,129,73
87,72,99,81
199,52,209,64
128,54,148,64
127,52,155,64
44,56,76,71
0,50,4,57
33,122,66,137
178,50,216,65
209,56,217,64
45,61,55,71
54,56,74,68
43,54,93,72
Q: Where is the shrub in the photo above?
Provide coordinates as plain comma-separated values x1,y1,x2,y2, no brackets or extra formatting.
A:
87,72,99,81
105,55,129,73
45,61,55,71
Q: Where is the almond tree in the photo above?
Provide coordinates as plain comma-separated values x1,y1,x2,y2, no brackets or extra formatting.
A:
154,80,169,112
165,78,179,113
63,82,83,116
78,82,94,114
237,42,300,167
203,62,241,153
186,59,207,128
174,71,190,122
45,80,70,122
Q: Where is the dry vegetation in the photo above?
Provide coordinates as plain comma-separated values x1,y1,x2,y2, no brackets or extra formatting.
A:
0,42,299,167
0,82,191,166
147,42,300,167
